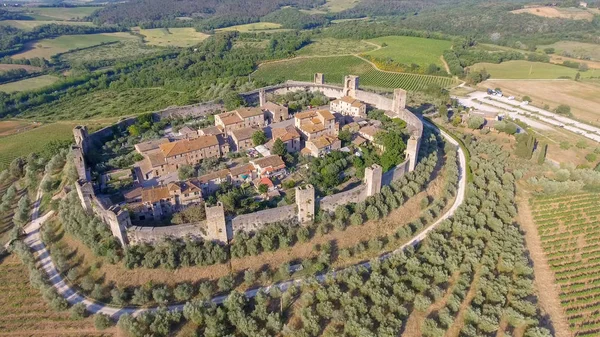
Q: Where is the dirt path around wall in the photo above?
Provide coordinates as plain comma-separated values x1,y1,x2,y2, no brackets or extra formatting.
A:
515,190,573,337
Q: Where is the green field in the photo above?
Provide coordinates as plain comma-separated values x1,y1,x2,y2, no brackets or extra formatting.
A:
538,41,600,61
7,6,100,21
136,27,210,47
216,22,290,33
12,32,135,59
60,40,164,64
0,75,60,93
322,0,360,12
0,20,93,30
363,36,452,67
0,123,75,170
297,38,377,56
470,60,597,79
252,55,458,91
21,88,193,121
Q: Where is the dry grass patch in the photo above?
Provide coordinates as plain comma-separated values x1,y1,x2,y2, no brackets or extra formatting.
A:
480,79,600,127
0,64,42,72
511,6,594,21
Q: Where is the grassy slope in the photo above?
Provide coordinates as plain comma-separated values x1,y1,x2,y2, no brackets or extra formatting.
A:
471,60,598,79
0,75,60,93
364,36,452,67
12,33,135,60
297,38,377,56
0,20,93,30
136,27,210,47
216,22,285,33
537,41,600,61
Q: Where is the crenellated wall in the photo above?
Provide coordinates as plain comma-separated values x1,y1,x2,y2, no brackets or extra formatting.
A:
231,205,296,233
127,221,207,245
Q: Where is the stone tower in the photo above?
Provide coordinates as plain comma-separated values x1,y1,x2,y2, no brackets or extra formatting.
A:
364,164,383,197
73,125,89,152
314,73,324,84
259,88,266,107
107,205,131,247
407,135,420,172
343,75,359,96
206,202,228,243
392,88,407,112
296,185,315,225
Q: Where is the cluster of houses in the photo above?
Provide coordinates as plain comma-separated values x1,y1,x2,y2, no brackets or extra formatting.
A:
130,94,386,221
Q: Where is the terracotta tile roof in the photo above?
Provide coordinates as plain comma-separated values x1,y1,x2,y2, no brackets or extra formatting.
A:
135,138,170,153
217,111,243,125
159,135,219,158
262,102,288,115
198,126,223,136
198,169,230,183
301,147,312,156
229,163,255,177
256,177,274,188
141,185,170,204
272,125,300,142
231,126,258,142
179,126,196,135
352,135,367,146
146,150,166,167
300,123,325,134
310,136,336,149
235,107,263,118
295,111,317,120
359,125,384,139
251,155,285,170
317,110,335,121
168,180,202,194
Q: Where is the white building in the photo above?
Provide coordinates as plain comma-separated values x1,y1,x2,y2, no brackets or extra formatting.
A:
330,96,367,118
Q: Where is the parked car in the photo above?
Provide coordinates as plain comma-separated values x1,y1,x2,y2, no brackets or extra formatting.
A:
508,96,515,100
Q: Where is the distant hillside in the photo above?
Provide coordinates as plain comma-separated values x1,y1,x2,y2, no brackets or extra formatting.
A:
90,0,326,27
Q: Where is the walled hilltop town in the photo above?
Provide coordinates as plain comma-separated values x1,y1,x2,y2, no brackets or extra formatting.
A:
71,74,423,247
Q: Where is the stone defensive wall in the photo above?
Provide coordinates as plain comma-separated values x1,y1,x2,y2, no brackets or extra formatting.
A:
72,74,424,247
127,221,208,245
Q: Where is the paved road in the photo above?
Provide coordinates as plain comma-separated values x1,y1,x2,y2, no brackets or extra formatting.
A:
457,92,600,142
22,122,467,319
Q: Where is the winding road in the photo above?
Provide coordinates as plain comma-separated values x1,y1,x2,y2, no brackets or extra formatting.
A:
21,122,467,319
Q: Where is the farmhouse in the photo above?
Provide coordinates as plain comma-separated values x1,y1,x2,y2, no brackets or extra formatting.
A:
330,96,367,117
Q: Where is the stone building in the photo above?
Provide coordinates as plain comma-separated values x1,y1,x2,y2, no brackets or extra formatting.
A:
296,184,315,225
268,125,301,153
330,96,367,117
135,138,170,154
302,135,341,157
262,101,289,124
229,163,256,186
294,109,337,141
230,126,258,151
178,126,198,139
206,202,228,243
215,107,264,135
198,169,231,195
138,180,203,220
250,155,286,177
137,135,229,178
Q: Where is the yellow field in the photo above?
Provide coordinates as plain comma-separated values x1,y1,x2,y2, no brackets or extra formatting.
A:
480,79,600,125
511,6,594,20
216,22,288,33
136,27,210,47
0,20,93,30
15,6,99,21
0,75,60,93
12,33,135,59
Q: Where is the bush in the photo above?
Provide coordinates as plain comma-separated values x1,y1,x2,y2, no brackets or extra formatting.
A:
522,95,532,102
94,313,113,330
467,116,485,129
70,302,87,320
586,153,597,162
